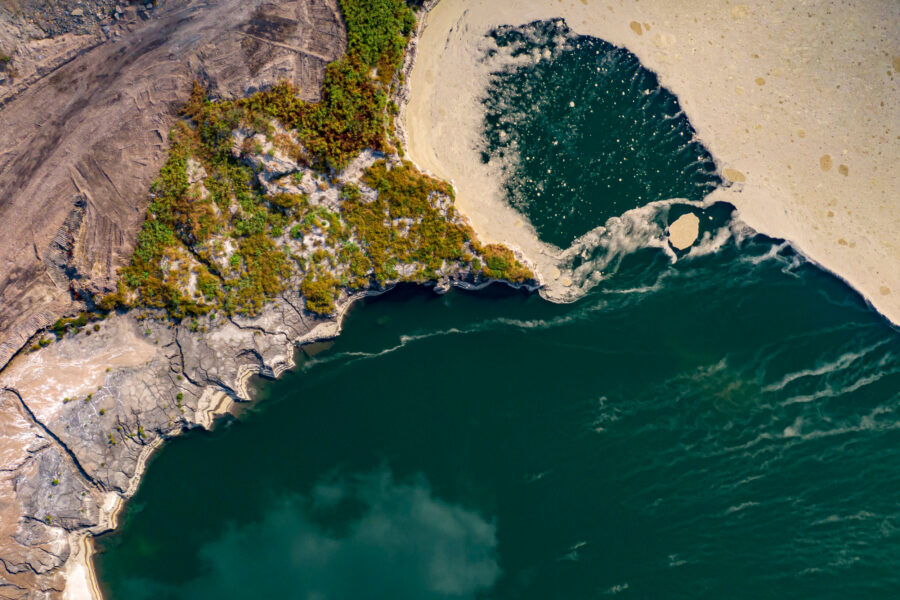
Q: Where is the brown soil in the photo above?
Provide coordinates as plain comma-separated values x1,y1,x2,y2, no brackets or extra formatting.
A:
0,0,346,370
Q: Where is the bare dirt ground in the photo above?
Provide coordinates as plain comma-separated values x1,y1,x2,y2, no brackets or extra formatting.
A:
0,0,346,370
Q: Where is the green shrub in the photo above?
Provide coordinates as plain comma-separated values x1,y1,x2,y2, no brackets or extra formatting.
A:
301,273,340,315
340,0,415,76
52,311,104,338
477,244,533,283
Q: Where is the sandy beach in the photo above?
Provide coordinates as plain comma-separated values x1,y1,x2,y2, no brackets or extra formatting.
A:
404,0,900,324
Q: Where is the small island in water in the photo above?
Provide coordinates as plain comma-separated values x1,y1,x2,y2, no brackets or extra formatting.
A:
0,1,897,598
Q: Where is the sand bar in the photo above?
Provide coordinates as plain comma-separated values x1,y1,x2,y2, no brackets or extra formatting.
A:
405,0,900,324
669,213,700,250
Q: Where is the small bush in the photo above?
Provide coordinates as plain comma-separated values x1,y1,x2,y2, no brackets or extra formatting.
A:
301,273,340,315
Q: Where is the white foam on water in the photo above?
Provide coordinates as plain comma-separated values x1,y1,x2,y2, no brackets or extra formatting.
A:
811,511,879,526
725,501,761,515
782,417,803,438
781,368,898,406
550,198,701,301
303,328,469,368
603,582,630,595
683,226,732,260
762,340,891,393
667,554,688,568
409,15,733,303
780,400,900,443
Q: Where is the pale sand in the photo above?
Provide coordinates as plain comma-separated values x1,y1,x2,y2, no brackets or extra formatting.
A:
405,0,900,323
63,536,100,600
669,213,700,250
0,318,157,425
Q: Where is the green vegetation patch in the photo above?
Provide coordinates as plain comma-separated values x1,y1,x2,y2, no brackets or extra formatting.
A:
232,235,292,315
476,243,534,283
239,0,415,170
340,0,416,77
343,160,473,284
51,311,106,339
103,0,534,322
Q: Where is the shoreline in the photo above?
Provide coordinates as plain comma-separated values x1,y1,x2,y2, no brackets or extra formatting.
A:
10,1,898,596
0,2,544,596
64,401,221,599
403,0,900,325
62,292,365,600
395,4,547,291
230,290,374,400
66,278,536,600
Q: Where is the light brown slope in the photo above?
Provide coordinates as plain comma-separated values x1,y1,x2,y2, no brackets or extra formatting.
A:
0,0,346,369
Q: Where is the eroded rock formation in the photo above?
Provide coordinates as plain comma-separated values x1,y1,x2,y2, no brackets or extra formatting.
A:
0,289,337,597
0,1,347,596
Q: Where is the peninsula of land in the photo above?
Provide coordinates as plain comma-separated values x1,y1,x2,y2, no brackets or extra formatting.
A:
0,1,535,597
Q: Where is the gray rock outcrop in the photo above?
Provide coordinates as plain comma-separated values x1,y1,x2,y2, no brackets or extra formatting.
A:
0,285,337,597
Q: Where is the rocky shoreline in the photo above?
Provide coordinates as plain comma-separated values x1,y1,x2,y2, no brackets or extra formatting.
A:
0,270,535,598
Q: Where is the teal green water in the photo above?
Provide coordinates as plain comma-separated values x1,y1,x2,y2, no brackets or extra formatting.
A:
482,20,720,247
95,20,900,600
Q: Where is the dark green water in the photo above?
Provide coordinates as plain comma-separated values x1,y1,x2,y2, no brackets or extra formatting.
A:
95,243,900,599
482,20,720,247
95,20,900,600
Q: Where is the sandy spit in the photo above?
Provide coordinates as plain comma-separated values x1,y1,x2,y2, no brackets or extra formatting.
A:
404,0,900,323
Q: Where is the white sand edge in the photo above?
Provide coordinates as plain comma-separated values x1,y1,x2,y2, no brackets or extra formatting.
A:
64,391,230,599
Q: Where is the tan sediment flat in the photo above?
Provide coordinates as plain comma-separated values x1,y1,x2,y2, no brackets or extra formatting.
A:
63,535,99,600
405,0,900,323
0,318,157,424
669,213,700,250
